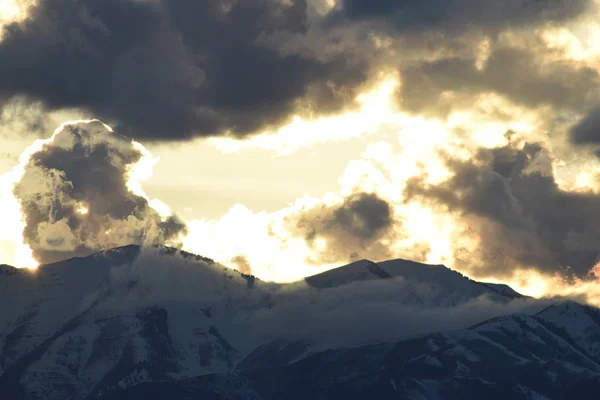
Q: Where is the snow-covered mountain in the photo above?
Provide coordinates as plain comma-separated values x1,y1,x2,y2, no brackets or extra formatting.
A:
305,258,525,305
0,245,597,399
102,301,600,400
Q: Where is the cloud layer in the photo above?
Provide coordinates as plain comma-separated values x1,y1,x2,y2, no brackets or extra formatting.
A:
0,0,369,140
0,0,596,141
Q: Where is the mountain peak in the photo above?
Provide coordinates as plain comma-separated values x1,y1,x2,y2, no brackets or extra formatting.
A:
304,258,387,288
89,244,142,264
304,257,525,302
305,257,458,289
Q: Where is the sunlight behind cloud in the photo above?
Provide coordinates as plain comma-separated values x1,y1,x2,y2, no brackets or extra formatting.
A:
0,0,25,23
481,267,600,307
0,0,33,40
542,13,600,67
183,201,336,282
209,75,401,155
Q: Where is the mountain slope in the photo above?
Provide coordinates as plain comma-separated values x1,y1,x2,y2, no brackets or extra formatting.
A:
0,246,252,399
105,301,600,400
0,245,591,399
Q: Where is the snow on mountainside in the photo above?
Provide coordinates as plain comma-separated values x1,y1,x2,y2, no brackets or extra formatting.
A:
305,257,525,306
106,301,600,400
0,245,595,399
0,246,250,399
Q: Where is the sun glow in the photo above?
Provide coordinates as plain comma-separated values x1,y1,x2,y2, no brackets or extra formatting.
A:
480,267,600,307
76,204,89,215
183,202,336,282
0,0,25,23
0,0,34,40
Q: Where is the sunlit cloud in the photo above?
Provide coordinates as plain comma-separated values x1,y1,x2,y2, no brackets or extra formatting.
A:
540,3,600,68
481,266,600,307
0,119,183,268
0,119,100,269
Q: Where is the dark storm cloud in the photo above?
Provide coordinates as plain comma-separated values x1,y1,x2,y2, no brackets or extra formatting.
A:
0,0,368,140
285,192,403,264
400,46,600,116
336,0,590,34
571,108,600,144
0,0,595,142
405,141,600,279
14,121,186,264
329,0,598,120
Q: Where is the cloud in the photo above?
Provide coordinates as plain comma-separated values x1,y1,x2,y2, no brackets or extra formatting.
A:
399,45,600,117
0,97,82,140
334,0,591,34
0,0,370,141
404,140,600,279
0,0,595,148
284,192,404,264
2,0,591,145
180,188,427,283
13,120,186,264
326,1,600,126
248,285,550,347
571,107,600,144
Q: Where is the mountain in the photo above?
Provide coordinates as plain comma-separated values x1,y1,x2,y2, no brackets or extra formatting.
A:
0,245,597,399
305,258,525,305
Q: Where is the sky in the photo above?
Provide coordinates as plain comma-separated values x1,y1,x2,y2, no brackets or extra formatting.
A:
3,0,600,304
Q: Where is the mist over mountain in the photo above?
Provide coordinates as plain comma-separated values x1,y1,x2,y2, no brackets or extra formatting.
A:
0,245,598,399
